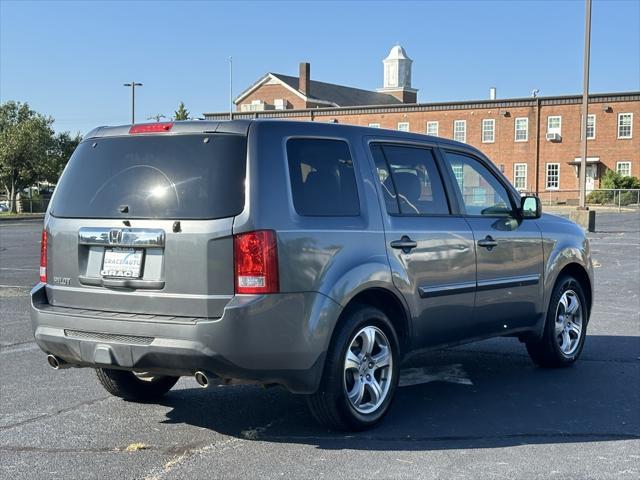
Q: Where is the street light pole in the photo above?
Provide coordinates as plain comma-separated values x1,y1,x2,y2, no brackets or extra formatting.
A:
123,81,143,124
579,0,592,209
229,56,233,120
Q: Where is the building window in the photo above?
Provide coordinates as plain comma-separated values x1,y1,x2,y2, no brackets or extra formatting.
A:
452,163,464,188
583,114,596,139
514,163,528,191
482,119,495,143
368,123,381,128
241,99,266,112
453,120,466,142
274,98,287,110
426,121,439,136
515,117,528,142
397,122,410,132
547,116,562,135
618,113,633,139
616,161,631,177
545,163,560,190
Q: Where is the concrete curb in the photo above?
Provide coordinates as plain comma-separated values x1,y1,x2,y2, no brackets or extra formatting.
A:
0,214,45,222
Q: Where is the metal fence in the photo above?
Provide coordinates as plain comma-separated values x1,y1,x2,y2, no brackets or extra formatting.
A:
529,189,640,210
0,193,52,214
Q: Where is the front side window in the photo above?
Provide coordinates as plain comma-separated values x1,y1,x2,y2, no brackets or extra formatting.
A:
616,161,631,177
445,151,513,216
618,113,633,139
287,138,359,216
426,121,439,136
371,144,449,215
482,119,495,143
397,122,410,132
514,163,528,191
515,117,528,141
453,120,466,142
546,163,560,190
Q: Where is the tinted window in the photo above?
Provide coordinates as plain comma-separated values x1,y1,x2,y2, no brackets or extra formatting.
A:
287,138,359,216
445,151,513,216
370,145,399,214
51,134,247,219
372,145,449,215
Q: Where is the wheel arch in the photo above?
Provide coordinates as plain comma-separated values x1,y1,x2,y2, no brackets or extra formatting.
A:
338,287,412,357
555,262,593,315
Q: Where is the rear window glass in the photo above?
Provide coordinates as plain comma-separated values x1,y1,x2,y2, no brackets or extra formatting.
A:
286,138,359,216
50,134,246,219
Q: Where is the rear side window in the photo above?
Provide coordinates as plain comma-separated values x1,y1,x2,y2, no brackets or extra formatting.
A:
50,134,246,219
287,138,359,216
371,144,449,215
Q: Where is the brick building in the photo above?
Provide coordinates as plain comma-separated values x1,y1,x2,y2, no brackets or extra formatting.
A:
205,46,639,201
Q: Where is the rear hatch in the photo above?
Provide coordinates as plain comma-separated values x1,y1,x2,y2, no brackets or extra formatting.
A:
44,126,247,319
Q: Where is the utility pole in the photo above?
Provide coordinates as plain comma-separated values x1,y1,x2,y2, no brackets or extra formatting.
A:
123,81,143,124
578,0,592,209
229,56,233,120
147,114,167,123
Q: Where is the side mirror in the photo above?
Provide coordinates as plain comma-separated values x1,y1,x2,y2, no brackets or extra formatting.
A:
521,195,542,219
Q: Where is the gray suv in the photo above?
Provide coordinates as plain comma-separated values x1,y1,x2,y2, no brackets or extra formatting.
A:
31,120,593,430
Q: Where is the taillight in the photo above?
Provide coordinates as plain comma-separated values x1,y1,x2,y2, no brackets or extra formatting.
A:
39,230,47,283
129,122,173,134
234,230,279,294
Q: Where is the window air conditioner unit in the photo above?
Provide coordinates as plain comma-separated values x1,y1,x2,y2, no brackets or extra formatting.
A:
546,132,562,142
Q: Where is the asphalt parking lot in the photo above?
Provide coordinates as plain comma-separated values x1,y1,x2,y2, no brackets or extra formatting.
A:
1,212,639,480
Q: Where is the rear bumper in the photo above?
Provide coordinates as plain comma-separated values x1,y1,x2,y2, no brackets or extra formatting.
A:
30,283,342,393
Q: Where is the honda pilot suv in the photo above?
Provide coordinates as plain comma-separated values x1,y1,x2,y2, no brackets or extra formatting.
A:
31,120,593,430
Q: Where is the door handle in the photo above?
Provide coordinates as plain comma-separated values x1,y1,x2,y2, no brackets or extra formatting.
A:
477,235,498,249
390,236,418,253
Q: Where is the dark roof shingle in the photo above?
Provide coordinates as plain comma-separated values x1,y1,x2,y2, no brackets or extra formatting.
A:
271,73,403,107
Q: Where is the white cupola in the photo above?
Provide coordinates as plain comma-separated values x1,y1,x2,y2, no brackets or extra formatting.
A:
383,45,412,89
378,45,418,103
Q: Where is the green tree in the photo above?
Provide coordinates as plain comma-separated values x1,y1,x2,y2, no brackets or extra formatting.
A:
173,101,190,121
43,131,83,183
0,101,54,212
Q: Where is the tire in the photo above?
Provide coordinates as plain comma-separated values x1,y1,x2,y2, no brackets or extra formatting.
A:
306,304,400,431
526,275,589,368
96,368,179,402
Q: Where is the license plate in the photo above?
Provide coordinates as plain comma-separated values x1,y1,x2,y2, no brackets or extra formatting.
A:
101,248,144,278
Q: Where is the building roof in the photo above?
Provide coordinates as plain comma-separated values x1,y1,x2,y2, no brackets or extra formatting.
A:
234,72,403,108
384,44,411,61
206,91,640,120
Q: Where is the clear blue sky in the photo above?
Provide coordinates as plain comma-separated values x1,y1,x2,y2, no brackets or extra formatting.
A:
1,0,639,135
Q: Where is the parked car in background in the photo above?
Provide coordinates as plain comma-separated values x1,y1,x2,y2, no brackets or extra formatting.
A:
0,201,9,212
31,120,594,430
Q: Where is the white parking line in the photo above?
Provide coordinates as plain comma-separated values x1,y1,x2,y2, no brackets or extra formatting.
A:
0,267,38,271
0,343,38,355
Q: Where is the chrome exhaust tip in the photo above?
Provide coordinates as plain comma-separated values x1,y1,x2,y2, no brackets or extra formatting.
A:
194,371,209,388
46,354,69,370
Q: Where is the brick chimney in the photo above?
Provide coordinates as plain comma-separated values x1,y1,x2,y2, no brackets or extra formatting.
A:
299,62,310,96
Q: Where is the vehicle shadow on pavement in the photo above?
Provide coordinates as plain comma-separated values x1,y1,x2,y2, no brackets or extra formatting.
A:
159,334,640,450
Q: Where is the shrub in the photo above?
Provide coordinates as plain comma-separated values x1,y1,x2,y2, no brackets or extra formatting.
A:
587,170,640,206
